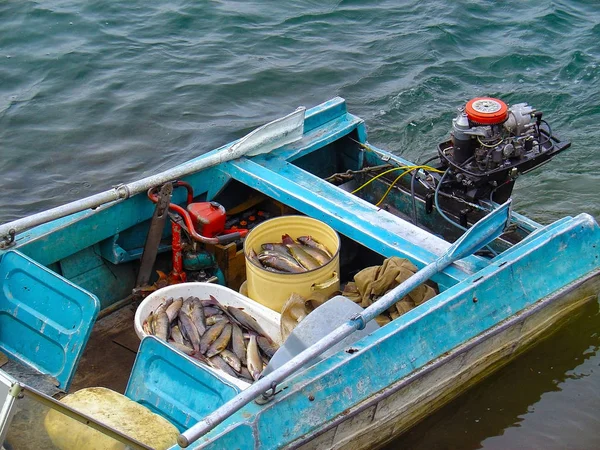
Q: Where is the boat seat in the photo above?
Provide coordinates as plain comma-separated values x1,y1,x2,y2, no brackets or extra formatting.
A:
226,157,487,289
125,336,241,431
0,250,100,390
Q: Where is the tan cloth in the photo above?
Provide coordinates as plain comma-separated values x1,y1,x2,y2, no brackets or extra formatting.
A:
44,387,179,450
280,257,436,337
342,257,437,325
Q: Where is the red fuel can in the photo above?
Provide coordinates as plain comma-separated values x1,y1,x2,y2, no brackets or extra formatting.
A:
187,202,227,238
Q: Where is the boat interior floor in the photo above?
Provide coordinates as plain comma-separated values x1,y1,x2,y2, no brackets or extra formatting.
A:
69,305,139,395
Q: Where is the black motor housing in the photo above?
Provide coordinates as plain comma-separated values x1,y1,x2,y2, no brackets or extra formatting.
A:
438,97,571,203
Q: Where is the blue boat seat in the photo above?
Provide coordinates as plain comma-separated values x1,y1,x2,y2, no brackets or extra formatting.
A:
0,250,100,390
125,336,241,432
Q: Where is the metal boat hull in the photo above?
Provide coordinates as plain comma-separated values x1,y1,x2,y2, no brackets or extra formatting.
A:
296,271,600,450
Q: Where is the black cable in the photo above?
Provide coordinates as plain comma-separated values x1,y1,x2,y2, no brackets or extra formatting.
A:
435,169,498,256
418,155,439,165
408,155,439,225
537,119,552,149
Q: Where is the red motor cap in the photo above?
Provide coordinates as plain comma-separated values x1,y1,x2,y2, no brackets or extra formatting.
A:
465,97,509,125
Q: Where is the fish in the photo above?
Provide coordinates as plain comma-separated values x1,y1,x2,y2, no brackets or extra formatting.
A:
165,297,183,322
210,355,240,378
200,320,228,355
190,297,207,336
231,322,247,365
154,311,170,341
239,367,254,382
192,352,212,366
246,334,263,381
227,306,270,338
155,297,174,315
143,313,155,335
300,246,331,266
171,325,185,345
220,349,242,373
149,292,276,385
206,315,228,326
287,244,320,271
178,311,201,353
201,297,221,308
257,336,279,359
261,243,291,256
206,324,232,358
281,233,296,245
297,236,332,257
258,251,305,273
247,248,263,268
168,341,194,355
203,306,223,317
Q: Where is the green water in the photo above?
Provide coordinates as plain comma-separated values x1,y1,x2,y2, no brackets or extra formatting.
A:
1,0,599,448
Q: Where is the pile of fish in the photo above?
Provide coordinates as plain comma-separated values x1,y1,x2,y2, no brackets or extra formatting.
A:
142,295,279,383
248,234,333,273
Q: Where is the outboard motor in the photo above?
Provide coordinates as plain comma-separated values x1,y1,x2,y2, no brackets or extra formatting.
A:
437,97,570,203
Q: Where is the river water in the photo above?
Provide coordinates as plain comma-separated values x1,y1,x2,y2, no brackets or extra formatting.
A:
1,1,599,448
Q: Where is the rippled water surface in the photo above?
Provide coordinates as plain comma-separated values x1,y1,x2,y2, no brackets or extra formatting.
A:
1,1,599,448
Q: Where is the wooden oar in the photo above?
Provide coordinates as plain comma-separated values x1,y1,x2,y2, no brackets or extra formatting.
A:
177,200,512,447
0,107,305,242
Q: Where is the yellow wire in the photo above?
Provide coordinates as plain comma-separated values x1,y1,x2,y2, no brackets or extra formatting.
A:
350,166,413,194
375,165,444,206
350,164,444,195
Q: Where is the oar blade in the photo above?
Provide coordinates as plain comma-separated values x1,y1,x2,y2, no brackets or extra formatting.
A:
230,106,306,158
447,200,512,261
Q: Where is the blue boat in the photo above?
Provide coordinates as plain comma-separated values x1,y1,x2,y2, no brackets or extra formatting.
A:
0,97,599,450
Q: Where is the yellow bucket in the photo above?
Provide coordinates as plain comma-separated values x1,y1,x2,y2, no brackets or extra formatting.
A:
244,215,340,312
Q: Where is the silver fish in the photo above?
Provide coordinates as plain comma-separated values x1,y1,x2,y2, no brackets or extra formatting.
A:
300,246,331,266
247,248,263,268
200,320,228,355
155,297,174,315
227,307,269,338
168,341,194,355
261,243,291,256
190,297,207,336
206,315,228,326
239,367,253,382
154,311,169,341
297,236,332,257
220,349,242,373
257,336,278,359
210,355,239,378
206,324,232,358
246,334,263,381
281,233,296,245
203,306,224,317
171,325,185,345
258,251,305,273
166,297,183,322
143,315,155,336
231,322,247,365
287,244,320,271
178,311,201,353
